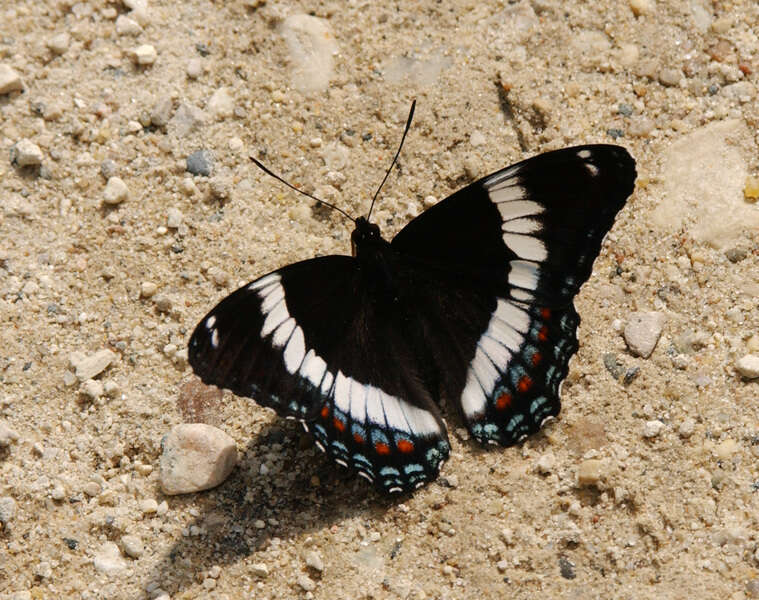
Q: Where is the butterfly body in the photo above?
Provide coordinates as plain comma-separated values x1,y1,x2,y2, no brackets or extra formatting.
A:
189,144,636,493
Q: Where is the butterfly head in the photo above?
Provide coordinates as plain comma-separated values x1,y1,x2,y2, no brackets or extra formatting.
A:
351,216,383,258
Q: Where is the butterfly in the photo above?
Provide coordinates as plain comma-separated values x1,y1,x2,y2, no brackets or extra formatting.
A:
188,104,636,494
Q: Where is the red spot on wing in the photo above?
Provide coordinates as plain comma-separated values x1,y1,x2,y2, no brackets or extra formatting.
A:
531,352,542,366
320,405,329,419
353,433,364,444
517,375,533,393
397,439,414,453
540,308,552,320
495,392,513,411
374,442,391,456
333,418,345,432
538,325,549,342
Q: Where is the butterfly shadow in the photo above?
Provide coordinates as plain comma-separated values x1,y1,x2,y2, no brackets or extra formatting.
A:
147,418,401,595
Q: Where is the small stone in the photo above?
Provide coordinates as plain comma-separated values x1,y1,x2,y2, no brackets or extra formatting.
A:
0,497,17,523
628,117,655,137
207,266,229,287
10,139,44,167
47,32,70,55
150,97,173,128
51,485,66,501
35,561,53,579
207,87,234,119
280,14,338,92
623,312,665,358
140,281,158,298
83,481,101,497
166,207,184,228
132,44,157,66
186,58,203,79
642,419,665,438
251,563,269,578
577,459,604,486
93,542,127,575
121,534,144,558
139,498,158,514
72,349,116,381
658,68,681,87
714,439,738,460
496,560,508,573
115,15,142,35
297,574,317,592
558,556,576,579
103,176,129,205
470,131,486,147
628,0,653,16
0,422,20,447
153,295,172,313
186,149,213,176
678,417,695,438
0,64,23,94
536,452,556,474
305,550,324,572
80,379,104,400
736,355,759,379
159,424,238,495
744,176,759,202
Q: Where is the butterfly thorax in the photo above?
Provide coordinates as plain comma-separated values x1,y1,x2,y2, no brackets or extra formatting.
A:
351,216,401,302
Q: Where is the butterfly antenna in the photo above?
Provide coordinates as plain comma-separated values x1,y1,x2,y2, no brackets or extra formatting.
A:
366,99,416,220
250,156,354,222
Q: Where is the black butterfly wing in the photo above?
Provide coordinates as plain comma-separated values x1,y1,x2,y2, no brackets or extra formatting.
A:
391,144,636,445
189,256,450,493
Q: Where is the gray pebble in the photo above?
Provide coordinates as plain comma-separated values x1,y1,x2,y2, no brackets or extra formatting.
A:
10,139,44,167
0,64,24,94
0,496,17,523
618,103,633,116
151,97,174,128
623,312,665,358
187,149,213,176
100,159,118,179
159,423,238,495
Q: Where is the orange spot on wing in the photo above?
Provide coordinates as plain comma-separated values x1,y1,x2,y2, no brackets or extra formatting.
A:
333,418,345,432
540,308,551,320
531,352,542,366
374,442,391,456
517,375,533,393
353,433,364,444
538,325,549,342
397,439,414,453
495,392,513,411
320,405,329,419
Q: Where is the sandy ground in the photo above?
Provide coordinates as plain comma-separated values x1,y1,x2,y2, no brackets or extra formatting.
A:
1,0,759,598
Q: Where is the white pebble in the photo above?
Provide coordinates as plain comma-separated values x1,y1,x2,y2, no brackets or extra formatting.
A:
305,550,324,572
46,32,70,55
251,563,269,578
207,266,229,287
140,281,158,298
678,417,695,438
121,534,144,558
470,130,486,147
0,497,17,523
186,58,203,79
642,420,665,438
71,349,116,381
577,458,604,486
10,139,44,167
166,207,184,228
297,574,317,592
536,452,556,474
115,15,143,35
628,0,653,16
736,354,759,379
132,44,157,66
207,87,234,119
0,421,20,447
80,379,104,400
623,312,666,358
0,64,23,94
280,14,338,92
93,542,127,575
83,481,101,497
140,498,158,514
103,176,129,205
159,424,238,495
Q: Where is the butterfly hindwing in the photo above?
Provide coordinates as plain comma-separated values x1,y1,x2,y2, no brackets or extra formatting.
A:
189,257,450,493
392,144,636,445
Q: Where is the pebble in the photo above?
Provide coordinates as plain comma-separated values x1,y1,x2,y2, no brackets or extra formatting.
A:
628,116,655,137
623,312,665,358
736,355,759,379
186,149,213,176
280,14,338,92
139,498,158,514
297,574,317,592
678,417,695,438
150,97,173,128
103,176,129,205
577,459,604,486
10,139,44,167
46,32,70,55
658,68,681,87
642,420,665,438
207,266,229,287
0,422,20,447
186,58,203,79
159,423,238,495
115,15,142,36
536,452,556,474
0,64,23,94
121,534,144,558
305,550,324,572
83,481,101,497
71,349,116,381
251,563,269,578
744,176,759,202
470,131,486,147
93,542,127,575
132,44,158,66
35,561,52,579
0,496,17,523
153,294,172,313
140,281,158,298
207,87,234,119
748,336,759,353
80,379,104,400
166,207,184,228
628,0,653,16
713,439,738,460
